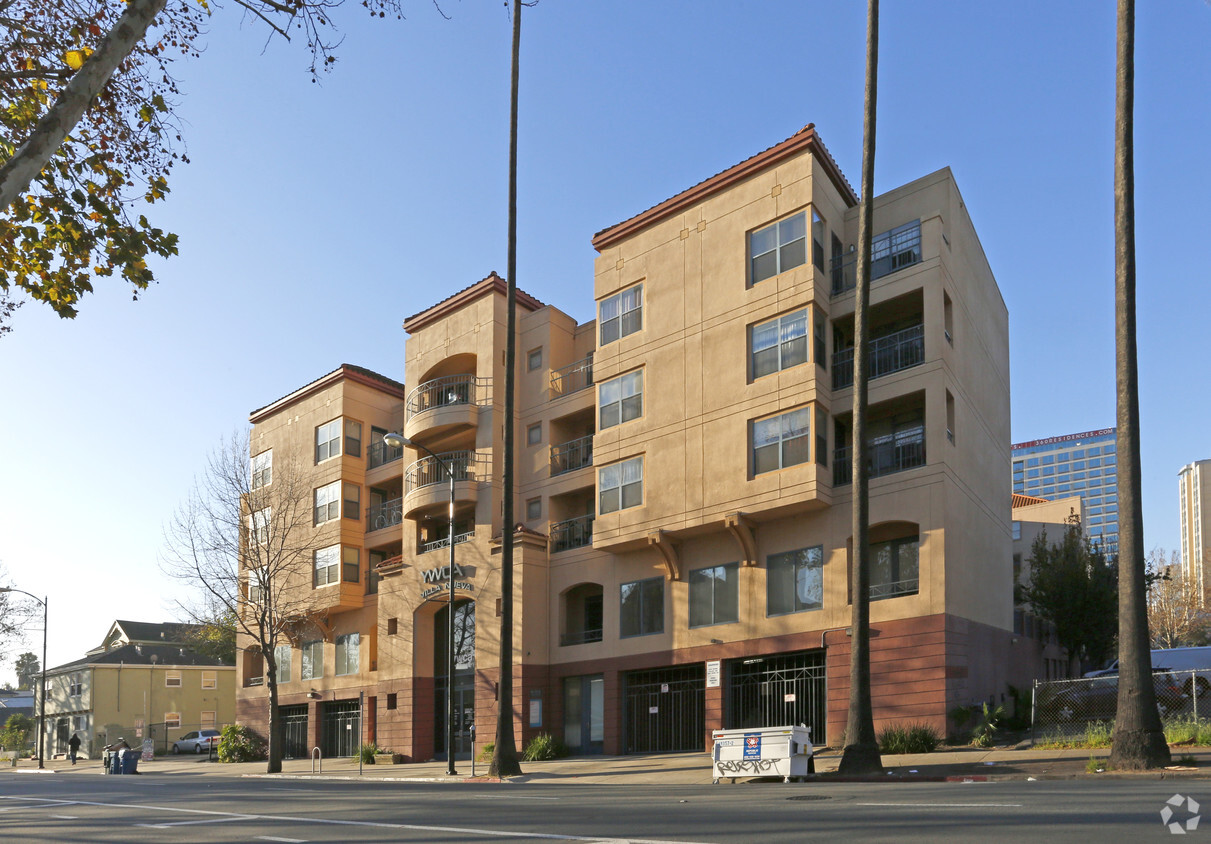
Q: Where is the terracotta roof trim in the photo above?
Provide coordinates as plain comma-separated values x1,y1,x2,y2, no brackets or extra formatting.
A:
404,272,545,334
591,124,859,252
249,364,407,422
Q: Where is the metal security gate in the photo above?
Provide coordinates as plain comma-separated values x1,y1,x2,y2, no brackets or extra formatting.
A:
726,651,826,743
321,699,361,758
280,705,308,760
623,665,705,754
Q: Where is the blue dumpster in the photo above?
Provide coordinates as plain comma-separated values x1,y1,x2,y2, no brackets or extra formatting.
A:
110,751,122,774
120,749,140,774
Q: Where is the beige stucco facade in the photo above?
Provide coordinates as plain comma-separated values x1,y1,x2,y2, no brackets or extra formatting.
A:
238,125,1021,758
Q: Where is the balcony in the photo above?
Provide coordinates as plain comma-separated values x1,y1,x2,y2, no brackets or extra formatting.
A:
560,628,603,647
830,220,922,295
402,450,483,519
550,354,594,400
367,439,403,470
367,498,403,532
404,374,489,440
833,426,926,485
832,324,925,389
551,514,594,552
872,577,919,601
551,435,593,476
418,529,475,555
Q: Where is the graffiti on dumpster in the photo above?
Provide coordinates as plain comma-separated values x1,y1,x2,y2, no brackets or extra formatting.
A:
715,758,778,775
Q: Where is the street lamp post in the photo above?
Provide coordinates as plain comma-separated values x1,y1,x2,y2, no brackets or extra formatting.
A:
1,588,48,769
385,432,459,776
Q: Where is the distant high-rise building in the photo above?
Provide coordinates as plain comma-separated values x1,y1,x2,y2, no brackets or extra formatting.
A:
1179,459,1211,600
1011,428,1118,554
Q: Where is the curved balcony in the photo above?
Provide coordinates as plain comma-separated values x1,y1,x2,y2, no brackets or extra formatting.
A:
402,450,483,519
404,374,490,440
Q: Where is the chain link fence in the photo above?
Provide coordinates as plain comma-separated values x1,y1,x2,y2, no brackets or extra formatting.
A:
1033,669,1211,740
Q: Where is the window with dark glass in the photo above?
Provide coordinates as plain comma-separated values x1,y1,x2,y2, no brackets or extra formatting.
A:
752,408,810,475
767,546,823,615
689,563,739,627
620,576,663,637
343,483,360,520
344,419,362,457
871,536,919,599
751,310,807,379
750,212,806,284
599,370,643,429
599,457,643,514
600,285,643,345
315,419,340,463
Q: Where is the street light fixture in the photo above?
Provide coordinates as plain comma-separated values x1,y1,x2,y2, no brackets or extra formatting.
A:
384,431,460,776
0,587,48,770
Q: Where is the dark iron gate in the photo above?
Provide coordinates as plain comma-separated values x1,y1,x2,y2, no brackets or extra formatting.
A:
623,665,705,754
321,699,361,758
280,704,308,760
726,651,826,743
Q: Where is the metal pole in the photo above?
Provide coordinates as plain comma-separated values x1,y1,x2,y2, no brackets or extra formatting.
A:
447,466,457,777
359,690,364,776
38,595,47,770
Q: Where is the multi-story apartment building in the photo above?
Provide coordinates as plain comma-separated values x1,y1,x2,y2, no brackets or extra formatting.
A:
1010,494,1081,682
1011,428,1119,554
1179,459,1211,603
238,124,1017,759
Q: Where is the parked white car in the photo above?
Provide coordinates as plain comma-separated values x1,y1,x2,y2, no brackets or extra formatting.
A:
172,729,221,754
1086,647,1211,694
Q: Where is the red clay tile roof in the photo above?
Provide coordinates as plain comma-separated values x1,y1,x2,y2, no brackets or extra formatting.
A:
1012,493,1051,508
249,364,406,422
403,271,546,334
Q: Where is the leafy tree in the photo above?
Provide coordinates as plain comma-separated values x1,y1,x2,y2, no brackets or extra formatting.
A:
0,713,34,752
180,605,238,664
14,652,39,690
838,0,883,776
0,563,32,661
1108,0,1169,771
1146,549,1209,649
1017,518,1117,671
0,0,412,334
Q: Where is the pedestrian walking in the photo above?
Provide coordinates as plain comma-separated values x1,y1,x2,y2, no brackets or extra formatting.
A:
68,733,81,765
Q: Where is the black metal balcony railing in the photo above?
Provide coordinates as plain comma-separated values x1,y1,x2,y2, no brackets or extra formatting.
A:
418,530,475,555
871,577,919,601
833,425,926,485
367,439,404,469
406,374,488,417
551,435,593,476
551,514,594,552
560,628,604,647
830,220,923,295
404,451,477,495
832,324,925,389
550,354,594,399
367,498,403,532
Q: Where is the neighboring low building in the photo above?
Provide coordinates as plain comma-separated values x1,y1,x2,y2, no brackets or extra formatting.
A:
1179,459,1211,604
39,620,236,758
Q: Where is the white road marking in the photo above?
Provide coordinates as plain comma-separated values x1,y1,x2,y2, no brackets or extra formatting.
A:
266,788,318,792
50,814,79,819
856,802,1023,808
136,816,253,828
256,837,308,843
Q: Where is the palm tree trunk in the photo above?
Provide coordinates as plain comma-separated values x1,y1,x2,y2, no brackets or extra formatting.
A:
1108,0,1169,771
489,0,524,779
838,0,884,775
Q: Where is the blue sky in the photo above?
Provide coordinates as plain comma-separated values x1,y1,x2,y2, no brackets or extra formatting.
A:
2,1,1208,681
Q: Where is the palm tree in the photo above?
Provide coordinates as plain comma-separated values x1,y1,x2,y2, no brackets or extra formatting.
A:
489,0,524,778
837,0,884,775
1108,0,1169,771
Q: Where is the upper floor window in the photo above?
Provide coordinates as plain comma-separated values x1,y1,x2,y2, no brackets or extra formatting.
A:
767,546,823,616
335,632,360,676
751,309,807,379
249,508,271,545
316,419,341,463
343,483,361,521
811,211,826,271
600,456,643,514
872,536,919,600
315,481,341,525
201,671,217,690
345,419,362,457
68,674,83,696
527,347,543,371
689,562,739,627
750,212,806,284
315,544,340,587
752,408,810,475
165,671,181,688
599,370,643,429
600,285,642,345
620,576,663,637
274,644,292,683
251,450,272,489
301,640,323,680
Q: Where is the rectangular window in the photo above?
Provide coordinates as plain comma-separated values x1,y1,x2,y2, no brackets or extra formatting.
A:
68,674,82,696
251,449,273,489
315,544,340,587
164,712,181,729
599,370,643,429
274,644,292,683
316,419,341,463
526,497,542,521
527,422,542,446
811,210,826,271
301,640,323,680
367,551,384,595
871,536,919,600
165,671,181,688
342,546,360,583
387,618,398,636
619,576,664,637
600,457,643,514
813,307,827,368
344,419,362,457
386,693,397,710
751,309,807,379
1012,521,1021,540
343,483,361,521
201,671,217,690
750,212,806,284
767,546,824,616
689,562,739,627
249,508,271,546
335,633,360,676
527,347,543,371
752,407,810,475
200,711,216,729
815,408,828,467
315,481,341,525
599,285,643,345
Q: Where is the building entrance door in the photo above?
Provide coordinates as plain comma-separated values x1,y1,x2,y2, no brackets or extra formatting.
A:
321,699,361,757
434,598,475,760
563,674,604,755
622,665,704,754
725,650,826,743
280,704,309,759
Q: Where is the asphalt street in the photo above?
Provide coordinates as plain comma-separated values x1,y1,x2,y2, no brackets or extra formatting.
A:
1,772,1203,842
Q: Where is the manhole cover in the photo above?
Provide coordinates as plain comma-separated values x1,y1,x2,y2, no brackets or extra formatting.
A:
787,795,831,801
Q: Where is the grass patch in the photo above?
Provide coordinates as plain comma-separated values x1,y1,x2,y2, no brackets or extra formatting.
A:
1034,720,1114,749
1086,754,1106,773
521,733,569,762
878,723,941,755
1163,718,1211,746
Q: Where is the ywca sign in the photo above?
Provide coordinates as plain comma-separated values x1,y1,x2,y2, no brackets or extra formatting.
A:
419,562,474,600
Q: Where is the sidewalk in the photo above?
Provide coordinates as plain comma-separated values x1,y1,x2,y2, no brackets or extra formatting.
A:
8,744,1211,784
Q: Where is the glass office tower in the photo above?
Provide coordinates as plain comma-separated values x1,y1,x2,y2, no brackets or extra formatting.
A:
1011,428,1118,554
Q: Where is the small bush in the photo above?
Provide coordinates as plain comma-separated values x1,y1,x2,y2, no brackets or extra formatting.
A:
521,733,569,761
1086,754,1105,773
971,703,1005,748
360,743,378,764
477,742,494,762
878,723,941,755
217,724,267,763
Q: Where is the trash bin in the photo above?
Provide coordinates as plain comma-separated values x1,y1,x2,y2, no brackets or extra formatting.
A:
104,740,131,775
120,748,140,775
110,751,122,775
711,725,814,783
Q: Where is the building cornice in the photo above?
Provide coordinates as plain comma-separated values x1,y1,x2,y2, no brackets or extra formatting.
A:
404,271,545,334
249,364,407,424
